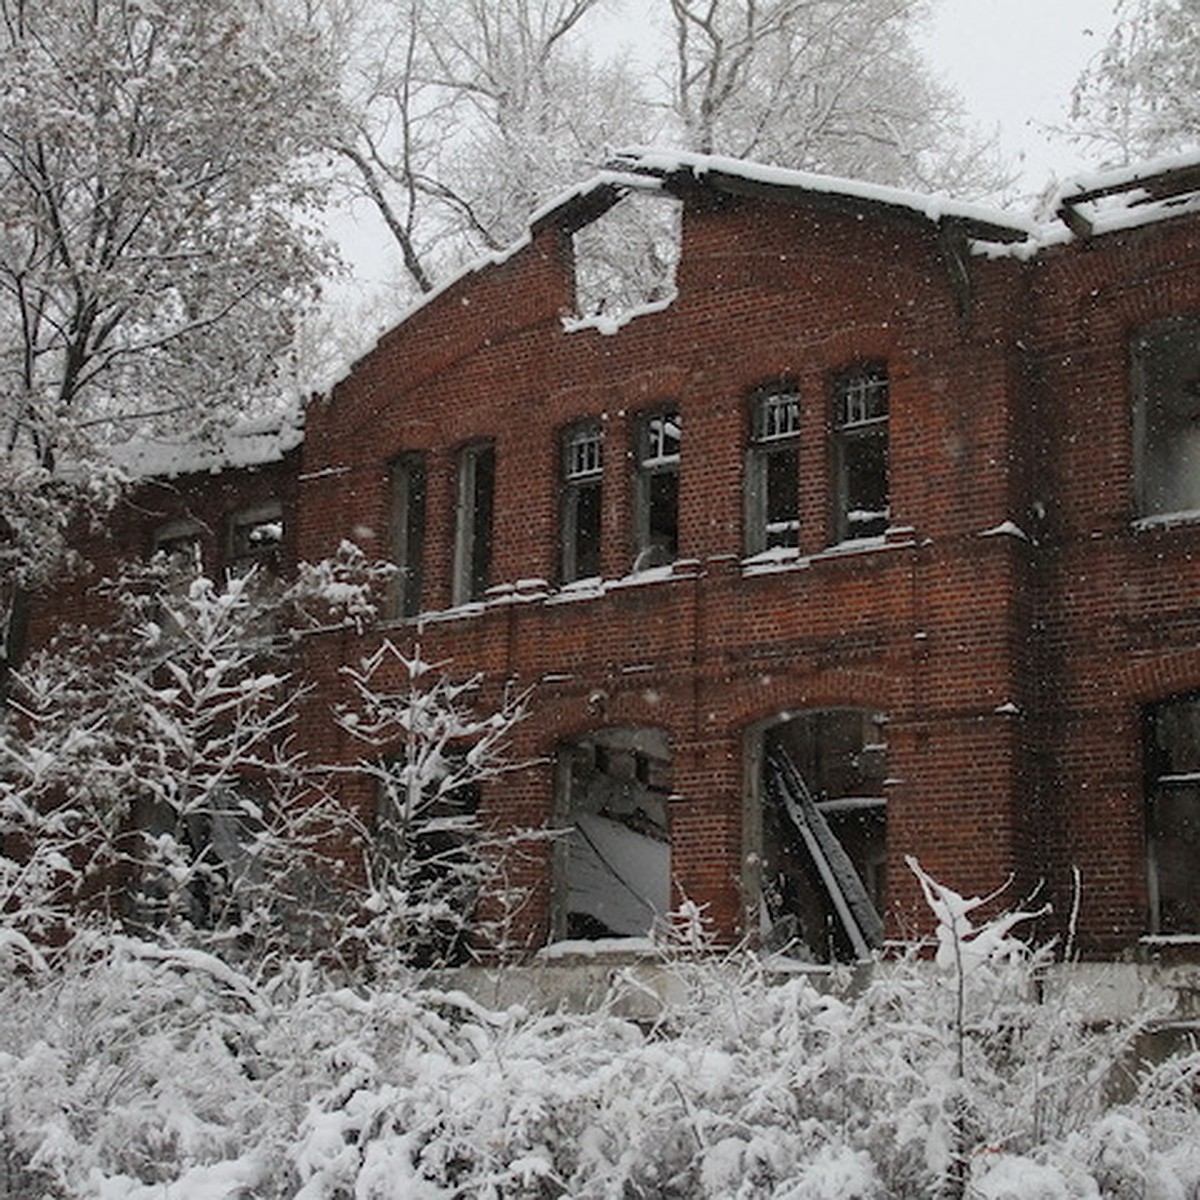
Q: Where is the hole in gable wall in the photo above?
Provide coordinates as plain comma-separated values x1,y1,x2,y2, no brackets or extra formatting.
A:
572,192,681,321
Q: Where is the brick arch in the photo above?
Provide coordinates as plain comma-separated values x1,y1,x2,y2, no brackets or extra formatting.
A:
805,323,901,377
712,339,809,395
529,692,680,760
720,664,899,735
1122,648,1200,705
544,378,619,413
620,363,692,405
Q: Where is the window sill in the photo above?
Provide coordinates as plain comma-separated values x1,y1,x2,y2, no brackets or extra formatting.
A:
741,533,911,578
538,936,661,961
1133,509,1200,532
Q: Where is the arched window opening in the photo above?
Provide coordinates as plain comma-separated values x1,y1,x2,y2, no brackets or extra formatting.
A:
553,727,672,942
755,708,886,962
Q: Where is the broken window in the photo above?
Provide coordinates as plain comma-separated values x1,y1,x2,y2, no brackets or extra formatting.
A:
452,441,495,605
388,452,427,617
1133,318,1200,518
228,502,284,577
756,708,887,961
561,422,603,582
373,760,482,967
127,788,264,936
1143,694,1200,934
633,411,680,570
746,383,801,554
833,364,889,542
153,519,204,578
572,191,681,320
553,727,672,941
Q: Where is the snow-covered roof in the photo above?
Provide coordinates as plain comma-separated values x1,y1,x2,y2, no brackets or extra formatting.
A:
106,404,304,480
599,147,1037,246
534,146,1200,255
327,147,1200,404
1050,147,1200,240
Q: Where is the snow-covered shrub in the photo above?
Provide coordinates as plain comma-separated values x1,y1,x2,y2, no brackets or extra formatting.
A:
2,553,536,977
333,639,533,972
0,862,1198,1197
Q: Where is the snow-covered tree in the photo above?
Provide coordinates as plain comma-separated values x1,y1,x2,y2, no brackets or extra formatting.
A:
330,0,651,298
1069,0,1200,164
0,0,339,691
1,548,534,973
330,0,1009,310
0,559,349,961
665,0,1008,195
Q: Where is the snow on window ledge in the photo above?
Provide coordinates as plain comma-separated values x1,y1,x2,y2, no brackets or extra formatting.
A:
1133,509,1200,532
742,533,913,578
560,292,678,337
979,520,1030,541
537,936,662,961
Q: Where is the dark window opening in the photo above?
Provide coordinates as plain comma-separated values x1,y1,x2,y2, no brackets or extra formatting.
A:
757,708,887,962
127,789,264,936
374,758,483,967
150,521,206,638
1144,694,1200,935
746,385,801,554
553,727,672,941
453,442,495,605
634,411,680,570
228,503,283,577
834,365,889,542
388,452,427,617
562,424,603,582
153,520,204,578
1133,318,1200,518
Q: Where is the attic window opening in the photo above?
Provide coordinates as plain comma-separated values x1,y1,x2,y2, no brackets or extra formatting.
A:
571,192,681,321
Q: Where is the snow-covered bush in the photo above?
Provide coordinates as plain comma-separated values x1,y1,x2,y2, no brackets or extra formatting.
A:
333,639,533,971
0,863,1197,1197
1,552,532,974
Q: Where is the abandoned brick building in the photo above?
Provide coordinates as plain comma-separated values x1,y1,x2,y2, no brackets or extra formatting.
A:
34,148,1200,965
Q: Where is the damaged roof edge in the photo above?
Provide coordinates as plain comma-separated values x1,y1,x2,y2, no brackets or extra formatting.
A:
1054,149,1200,240
601,147,1036,246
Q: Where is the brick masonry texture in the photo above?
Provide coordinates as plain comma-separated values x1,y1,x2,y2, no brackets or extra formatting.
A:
30,162,1200,960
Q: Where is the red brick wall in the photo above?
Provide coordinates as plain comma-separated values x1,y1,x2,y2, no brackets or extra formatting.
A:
33,181,1200,961
295,189,1039,952
1028,215,1200,954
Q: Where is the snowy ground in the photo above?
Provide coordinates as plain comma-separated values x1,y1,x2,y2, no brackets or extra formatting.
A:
2,889,1199,1199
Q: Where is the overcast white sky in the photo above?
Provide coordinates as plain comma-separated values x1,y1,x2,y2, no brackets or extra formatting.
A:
919,0,1118,191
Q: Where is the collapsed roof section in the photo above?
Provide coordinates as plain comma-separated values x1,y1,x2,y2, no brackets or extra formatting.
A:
1053,149,1200,240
